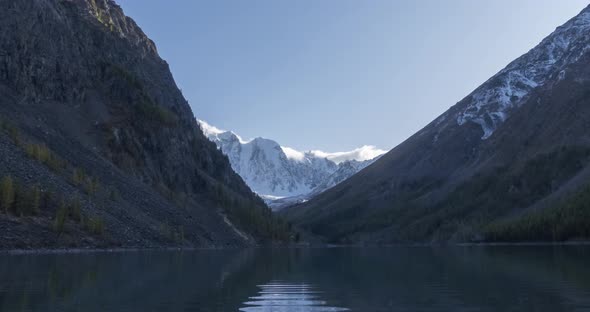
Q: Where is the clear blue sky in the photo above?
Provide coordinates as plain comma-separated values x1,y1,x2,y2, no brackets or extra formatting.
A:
117,0,588,152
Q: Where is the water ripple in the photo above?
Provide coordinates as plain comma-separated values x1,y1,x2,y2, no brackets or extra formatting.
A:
239,281,349,312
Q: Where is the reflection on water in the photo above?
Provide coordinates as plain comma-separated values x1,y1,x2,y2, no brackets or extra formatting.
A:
240,281,348,312
1,246,590,311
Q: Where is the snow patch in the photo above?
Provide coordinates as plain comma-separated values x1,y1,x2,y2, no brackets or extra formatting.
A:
198,119,224,136
197,119,248,143
310,145,387,164
281,146,306,162
259,194,286,201
455,7,590,139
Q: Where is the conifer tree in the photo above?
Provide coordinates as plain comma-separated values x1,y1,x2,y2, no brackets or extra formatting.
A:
0,176,15,214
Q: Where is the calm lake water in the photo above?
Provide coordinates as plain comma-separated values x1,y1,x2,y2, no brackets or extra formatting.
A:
1,246,590,311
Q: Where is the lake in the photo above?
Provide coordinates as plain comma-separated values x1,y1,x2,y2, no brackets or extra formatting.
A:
1,246,590,311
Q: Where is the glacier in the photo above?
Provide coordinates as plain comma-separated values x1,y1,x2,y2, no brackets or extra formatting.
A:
198,120,385,209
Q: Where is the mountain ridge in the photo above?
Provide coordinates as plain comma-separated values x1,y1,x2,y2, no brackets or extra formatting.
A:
198,120,384,209
282,4,590,244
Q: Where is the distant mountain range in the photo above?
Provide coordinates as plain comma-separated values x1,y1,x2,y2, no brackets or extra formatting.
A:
198,120,385,209
282,5,590,244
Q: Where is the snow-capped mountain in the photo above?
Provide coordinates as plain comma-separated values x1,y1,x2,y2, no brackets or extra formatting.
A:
310,158,379,195
455,9,590,139
198,120,385,209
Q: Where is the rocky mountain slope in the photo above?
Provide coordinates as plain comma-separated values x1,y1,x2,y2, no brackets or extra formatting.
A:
198,120,383,209
282,5,590,244
0,0,288,249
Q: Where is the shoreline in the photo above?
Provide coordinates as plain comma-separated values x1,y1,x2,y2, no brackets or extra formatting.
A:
2,241,590,255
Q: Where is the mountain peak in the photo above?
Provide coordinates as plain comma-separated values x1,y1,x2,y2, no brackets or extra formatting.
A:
198,119,247,144
64,0,158,55
281,146,306,162
196,120,385,208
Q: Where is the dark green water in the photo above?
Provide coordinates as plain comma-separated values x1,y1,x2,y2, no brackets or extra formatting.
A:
1,246,590,311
